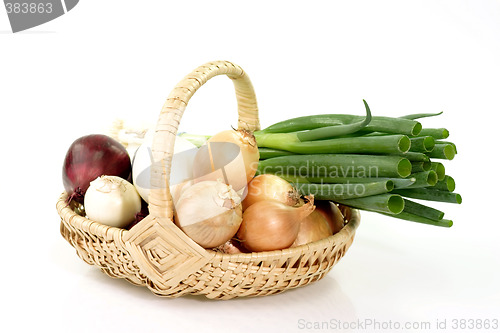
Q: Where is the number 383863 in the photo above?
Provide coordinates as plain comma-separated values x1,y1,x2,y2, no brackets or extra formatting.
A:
5,2,53,14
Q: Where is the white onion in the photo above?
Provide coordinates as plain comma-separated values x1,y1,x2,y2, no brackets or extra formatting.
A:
84,175,142,228
174,180,243,248
132,130,198,203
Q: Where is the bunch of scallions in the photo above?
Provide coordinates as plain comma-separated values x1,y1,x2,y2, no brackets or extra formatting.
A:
181,100,461,228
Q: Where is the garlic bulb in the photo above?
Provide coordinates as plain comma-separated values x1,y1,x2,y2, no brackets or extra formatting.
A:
84,175,142,228
174,180,243,248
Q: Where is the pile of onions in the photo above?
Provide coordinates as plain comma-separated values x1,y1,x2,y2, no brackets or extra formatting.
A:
237,173,345,250
63,134,132,203
237,196,315,252
174,180,243,248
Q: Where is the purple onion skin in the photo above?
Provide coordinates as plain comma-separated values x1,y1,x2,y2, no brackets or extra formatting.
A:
63,134,132,203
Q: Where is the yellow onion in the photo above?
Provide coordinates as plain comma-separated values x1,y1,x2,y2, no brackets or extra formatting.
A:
174,180,242,248
315,200,345,234
237,196,315,252
242,174,299,211
292,210,333,247
192,129,259,195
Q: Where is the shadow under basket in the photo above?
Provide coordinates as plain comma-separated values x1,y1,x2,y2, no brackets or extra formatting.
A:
56,60,361,300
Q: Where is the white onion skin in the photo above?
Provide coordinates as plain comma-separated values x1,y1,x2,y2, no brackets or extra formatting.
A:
179,208,242,248
174,180,243,248
292,210,333,247
84,175,142,228
242,174,298,211
237,198,315,252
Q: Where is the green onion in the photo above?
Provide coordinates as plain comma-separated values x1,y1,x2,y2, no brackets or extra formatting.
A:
294,180,393,200
383,212,453,227
432,175,455,192
295,100,372,140
405,171,438,188
430,162,446,181
411,161,431,173
426,143,456,160
436,140,457,154
392,188,462,204
400,111,443,120
409,136,435,152
258,147,294,159
260,113,421,136
256,100,372,144
389,177,417,188
257,154,412,178
402,199,444,220
255,134,411,155
335,193,405,214
418,128,449,139
394,152,430,162
279,174,416,189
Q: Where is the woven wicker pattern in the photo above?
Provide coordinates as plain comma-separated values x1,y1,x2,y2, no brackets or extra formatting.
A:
57,60,360,299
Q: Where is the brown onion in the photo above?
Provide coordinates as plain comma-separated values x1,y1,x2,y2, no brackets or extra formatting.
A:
242,174,299,211
315,200,345,234
292,210,333,247
237,196,315,252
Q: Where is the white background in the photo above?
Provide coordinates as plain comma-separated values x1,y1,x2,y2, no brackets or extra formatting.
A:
1,1,499,332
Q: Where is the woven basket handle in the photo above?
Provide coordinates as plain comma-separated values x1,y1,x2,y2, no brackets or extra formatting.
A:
148,61,260,220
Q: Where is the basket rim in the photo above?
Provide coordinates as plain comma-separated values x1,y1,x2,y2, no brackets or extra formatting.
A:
57,191,360,258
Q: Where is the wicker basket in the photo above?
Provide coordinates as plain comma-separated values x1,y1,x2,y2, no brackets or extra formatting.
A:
57,60,360,300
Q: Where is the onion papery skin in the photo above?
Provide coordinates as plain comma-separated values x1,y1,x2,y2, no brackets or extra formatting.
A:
180,208,243,248
63,134,131,203
84,175,142,228
237,198,315,252
292,210,333,247
174,180,243,248
315,201,346,235
242,174,299,211
213,238,249,254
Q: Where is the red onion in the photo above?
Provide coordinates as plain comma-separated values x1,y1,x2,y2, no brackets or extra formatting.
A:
63,134,132,203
